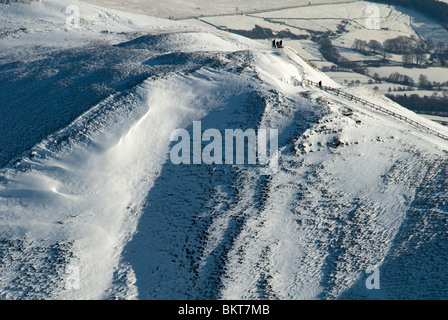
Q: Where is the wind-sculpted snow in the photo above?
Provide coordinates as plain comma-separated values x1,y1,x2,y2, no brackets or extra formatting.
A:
0,44,156,168
1,0,448,300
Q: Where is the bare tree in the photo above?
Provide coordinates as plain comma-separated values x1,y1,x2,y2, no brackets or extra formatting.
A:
368,40,383,53
415,52,427,65
418,74,432,89
352,39,368,52
402,53,414,65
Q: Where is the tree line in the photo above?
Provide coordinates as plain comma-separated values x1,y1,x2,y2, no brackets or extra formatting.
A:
372,72,447,90
353,36,427,55
387,93,448,115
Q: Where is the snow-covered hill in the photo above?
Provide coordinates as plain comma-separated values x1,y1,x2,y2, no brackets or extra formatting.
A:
0,0,447,300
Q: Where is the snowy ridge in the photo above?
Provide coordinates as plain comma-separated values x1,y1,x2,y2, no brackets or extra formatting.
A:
0,1,447,300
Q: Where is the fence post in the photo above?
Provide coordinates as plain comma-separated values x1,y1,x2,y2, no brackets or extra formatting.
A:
302,78,447,141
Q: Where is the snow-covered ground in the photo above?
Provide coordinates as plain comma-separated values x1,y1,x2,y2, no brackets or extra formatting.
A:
1,0,448,300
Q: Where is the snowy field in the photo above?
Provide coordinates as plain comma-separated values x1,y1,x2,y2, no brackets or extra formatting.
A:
0,0,448,300
82,0,357,19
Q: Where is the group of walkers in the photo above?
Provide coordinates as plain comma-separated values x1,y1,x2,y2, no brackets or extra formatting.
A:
272,39,283,49
271,38,325,89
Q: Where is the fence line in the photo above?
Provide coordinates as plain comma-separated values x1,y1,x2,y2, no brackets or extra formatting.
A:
297,79,448,141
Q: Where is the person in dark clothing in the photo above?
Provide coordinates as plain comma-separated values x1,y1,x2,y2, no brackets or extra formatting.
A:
279,40,283,48
319,81,322,88
272,39,276,48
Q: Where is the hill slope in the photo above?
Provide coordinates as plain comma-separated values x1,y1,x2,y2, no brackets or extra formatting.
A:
0,0,447,299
